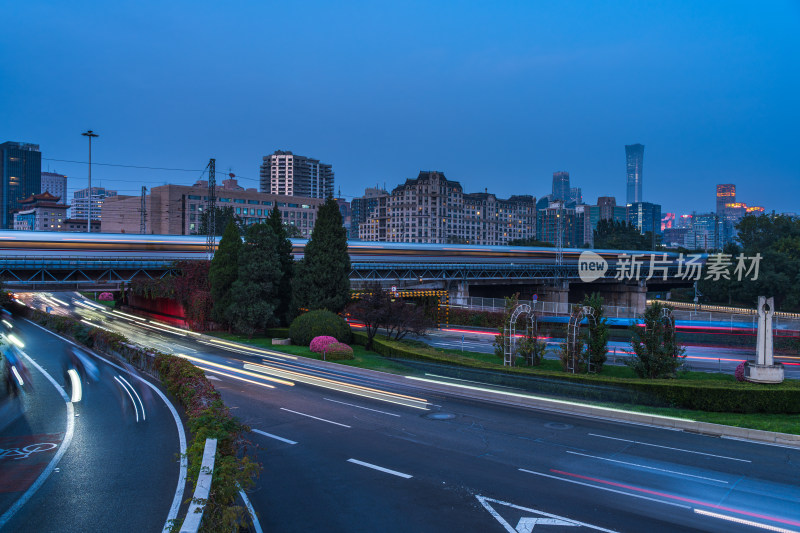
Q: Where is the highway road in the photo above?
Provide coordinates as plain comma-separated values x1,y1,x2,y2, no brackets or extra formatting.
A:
13,292,800,533
0,313,184,533
416,326,800,378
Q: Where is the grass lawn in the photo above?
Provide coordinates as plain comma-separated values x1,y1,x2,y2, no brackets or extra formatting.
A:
207,332,413,375
79,292,116,308
205,331,800,436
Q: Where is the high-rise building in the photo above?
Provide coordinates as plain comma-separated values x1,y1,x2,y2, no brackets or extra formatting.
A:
661,213,675,231
259,150,334,199
625,143,644,205
588,197,626,243
350,187,388,240
1,142,41,229
626,201,662,237
536,201,578,247
675,214,693,229
551,171,570,202
72,186,117,224
690,213,722,251
716,184,736,215
41,172,68,204
568,187,583,206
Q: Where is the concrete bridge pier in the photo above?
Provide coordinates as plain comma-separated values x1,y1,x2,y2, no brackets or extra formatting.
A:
449,281,470,306
593,281,647,315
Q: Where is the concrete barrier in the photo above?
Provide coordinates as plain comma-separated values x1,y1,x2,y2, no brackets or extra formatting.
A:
180,438,217,533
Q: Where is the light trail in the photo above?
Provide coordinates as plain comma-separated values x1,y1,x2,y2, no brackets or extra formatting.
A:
176,354,294,387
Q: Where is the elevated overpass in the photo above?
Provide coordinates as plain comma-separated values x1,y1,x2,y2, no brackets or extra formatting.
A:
0,231,698,311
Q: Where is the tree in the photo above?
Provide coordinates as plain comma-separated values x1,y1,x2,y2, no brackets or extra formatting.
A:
267,206,294,326
582,293,609,372
626,301,686,378
292,197,351,313
283,224,304,238
383,300,432,341
593,219,656,250
197,206,241,236
209,220,242,326
0,281,10,307
346,284,392,350
228,223,283,336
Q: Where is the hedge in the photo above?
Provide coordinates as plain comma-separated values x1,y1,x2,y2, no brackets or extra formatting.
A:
10,303,260,531
289,310,351,346
352,331,800,414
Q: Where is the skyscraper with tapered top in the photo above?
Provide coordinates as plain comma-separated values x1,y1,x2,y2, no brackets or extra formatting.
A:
625,143,644,205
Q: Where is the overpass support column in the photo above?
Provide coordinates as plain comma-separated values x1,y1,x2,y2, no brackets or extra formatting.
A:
538,281,570,314
597,282,647,315
449,281,470,306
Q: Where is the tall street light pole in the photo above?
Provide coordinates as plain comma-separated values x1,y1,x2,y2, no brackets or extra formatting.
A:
81,130,99,232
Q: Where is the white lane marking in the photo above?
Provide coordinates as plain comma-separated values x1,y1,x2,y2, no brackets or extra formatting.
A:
279,408,351,428
0,351,75,528
323,398,401,417
21,318,188,532
565,451,729,484
252,429,297,445
588,433,751,462
347,459,412,479
518,468,691,509
693,508,797,533
475,495,617,533
238,485,263,533
114,376,139,422
424,373,523,391
206,375,222,381
118,375,146,421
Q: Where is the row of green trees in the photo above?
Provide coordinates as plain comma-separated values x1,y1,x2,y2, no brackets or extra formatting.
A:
208,197,351,335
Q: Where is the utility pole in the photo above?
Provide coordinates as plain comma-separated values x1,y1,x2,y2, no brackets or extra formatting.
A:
206,158,216,259
140,186,147,234
81,130,99,232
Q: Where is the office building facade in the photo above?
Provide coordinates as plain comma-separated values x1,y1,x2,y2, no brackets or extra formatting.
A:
259,150,334,199
72,186,118,223
716,184,736,215
101,179,323,236
1,142,41,229
626,201,662,236
350,187,388,240
551,171,570,202
12,191,67,231
41,172,68,204
536,202,578,247
625,143,644,205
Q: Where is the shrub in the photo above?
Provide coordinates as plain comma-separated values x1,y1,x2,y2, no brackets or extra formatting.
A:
98,292,114,301
324,342,354,360
735,362,746,382
289,310,351,346
310,336,338,353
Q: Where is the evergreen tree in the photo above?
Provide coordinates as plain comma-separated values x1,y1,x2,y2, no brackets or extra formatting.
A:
228,223,282,336
582,293,609,372
626,302,686,378
197,206,241,236
267,206,294,325
292,197,351,313
594,219,657,251
209,220,242,326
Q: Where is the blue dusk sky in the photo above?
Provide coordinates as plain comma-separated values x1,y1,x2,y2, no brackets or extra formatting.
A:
2,1,798,215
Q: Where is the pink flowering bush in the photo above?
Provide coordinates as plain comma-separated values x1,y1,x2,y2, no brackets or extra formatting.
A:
735,362,746,382
98,292,114,301
324,342,354,361
310,336,338,354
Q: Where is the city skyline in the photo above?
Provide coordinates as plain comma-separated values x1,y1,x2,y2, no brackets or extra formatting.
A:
2,1,798,215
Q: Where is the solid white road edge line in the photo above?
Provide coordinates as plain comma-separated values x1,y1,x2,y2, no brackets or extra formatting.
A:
21,318,188,532
565,450,729,484
0,351,75,528
118,374,147,421
323,397,401,417
280,408,352,428
693,508,796,533
347,459,413,479
517,468,691,509
252,429,297,445
588,433,751,462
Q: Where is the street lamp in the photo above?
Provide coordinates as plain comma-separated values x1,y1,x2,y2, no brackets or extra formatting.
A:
81,130,99,232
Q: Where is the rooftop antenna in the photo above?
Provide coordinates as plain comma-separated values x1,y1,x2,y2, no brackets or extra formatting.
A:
206,159,216,259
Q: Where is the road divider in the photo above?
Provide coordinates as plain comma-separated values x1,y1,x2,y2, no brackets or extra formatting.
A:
180,438,217,533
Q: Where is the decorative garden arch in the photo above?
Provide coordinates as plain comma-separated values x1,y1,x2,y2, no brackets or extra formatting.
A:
503,303,539,366
566,305,598,373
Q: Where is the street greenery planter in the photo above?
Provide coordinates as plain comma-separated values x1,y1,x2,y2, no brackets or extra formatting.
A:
289,310,352,346
10,303,259,532
323,342,354,361
352,331,800,414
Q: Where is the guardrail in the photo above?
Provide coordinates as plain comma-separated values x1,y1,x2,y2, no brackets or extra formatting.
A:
180,438,217,533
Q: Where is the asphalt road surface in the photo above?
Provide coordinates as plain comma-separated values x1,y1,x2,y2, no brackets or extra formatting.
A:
0,315,184,533
14,292,800,533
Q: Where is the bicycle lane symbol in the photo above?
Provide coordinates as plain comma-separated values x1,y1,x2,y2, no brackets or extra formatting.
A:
0,443,59,461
